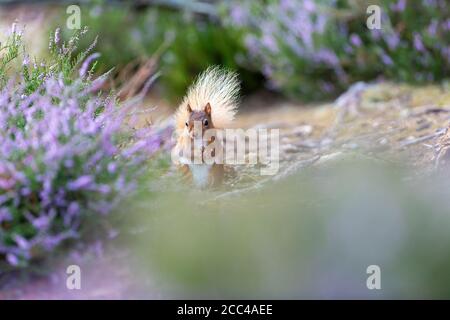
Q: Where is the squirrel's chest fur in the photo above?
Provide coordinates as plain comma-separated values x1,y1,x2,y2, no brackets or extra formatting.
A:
189,164,212,188
177,136,224,188
179,159,224,188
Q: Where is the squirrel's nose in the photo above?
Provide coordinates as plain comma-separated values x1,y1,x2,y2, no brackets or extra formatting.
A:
193,132,201,139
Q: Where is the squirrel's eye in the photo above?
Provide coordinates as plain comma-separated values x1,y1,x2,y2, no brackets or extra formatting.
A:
203,119,208,126
185,122,189,127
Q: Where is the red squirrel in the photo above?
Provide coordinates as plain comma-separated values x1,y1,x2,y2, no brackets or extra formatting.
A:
172,66,240,188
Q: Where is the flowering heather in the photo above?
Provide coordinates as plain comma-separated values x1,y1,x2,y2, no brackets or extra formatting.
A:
0,27,163,268
224,0,450,99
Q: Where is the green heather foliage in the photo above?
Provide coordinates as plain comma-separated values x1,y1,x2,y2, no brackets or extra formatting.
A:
56,1,448,101
56,4,262,101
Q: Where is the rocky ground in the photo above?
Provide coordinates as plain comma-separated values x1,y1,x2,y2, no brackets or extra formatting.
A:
1,81,449,299
223,82,450,194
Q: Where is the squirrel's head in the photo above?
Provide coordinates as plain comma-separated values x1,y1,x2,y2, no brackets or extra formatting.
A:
185,103,213,139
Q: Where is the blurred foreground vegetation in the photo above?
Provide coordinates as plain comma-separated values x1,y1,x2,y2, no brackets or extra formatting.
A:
127,157,450,298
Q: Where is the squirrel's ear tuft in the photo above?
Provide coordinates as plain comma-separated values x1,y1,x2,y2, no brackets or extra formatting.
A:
204,102,211,115
187,104,192,113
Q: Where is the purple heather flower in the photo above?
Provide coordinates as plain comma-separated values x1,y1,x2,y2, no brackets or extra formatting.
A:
261,34,278,53
427,20,438,37
381,52,394,65
97,184,111,194
441,46,450,63
262,64,273,77
14,235,30,250
320,82,335,93
244,35,260,56
391,0,406,12
54,28,61,45
344,45,354,54
315,49,339,67
371,29,383,41
350,34,362,47
229,5,247,27
423,0,437,7
67,175,93,190
6,254,19,266
90,5,103,18
107,162,117,174
22,54,30,66
442,19,450,31
32,215,51,230
280,0,295,11
67,202,80,216
0,207,12,223
303,0,315,12
413,33,426,52
79,52,100,78
0,176,15,190
87,76,107,93
385,32,400,50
